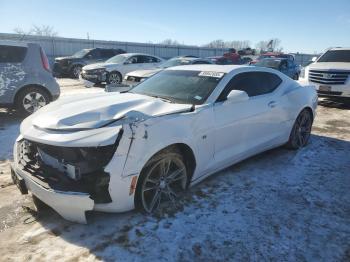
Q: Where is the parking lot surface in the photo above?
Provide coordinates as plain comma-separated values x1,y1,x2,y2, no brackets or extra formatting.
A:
0,79,349,261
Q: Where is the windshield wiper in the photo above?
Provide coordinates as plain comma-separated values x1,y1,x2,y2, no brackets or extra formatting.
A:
147,94,174,103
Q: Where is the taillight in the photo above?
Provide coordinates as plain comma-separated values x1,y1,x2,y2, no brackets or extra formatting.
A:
40,48,51,72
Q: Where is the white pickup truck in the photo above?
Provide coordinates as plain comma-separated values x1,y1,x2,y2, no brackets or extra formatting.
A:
306,47,350,99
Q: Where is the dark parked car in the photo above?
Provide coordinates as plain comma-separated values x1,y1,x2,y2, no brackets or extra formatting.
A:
53,48,126,78
207,56,251,65
253,58,301,80
250,52,295,64
238,47,256,55
0,41,60,115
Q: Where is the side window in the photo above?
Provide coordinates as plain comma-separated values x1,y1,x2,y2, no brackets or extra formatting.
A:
287,60,294,68
0,45,27,63
149,56,161,63
126,56,139,64
217,72,282,101
280,60,288,70
114,49,125,55
87,49,100,59
100,49,115,58
141,56,159,63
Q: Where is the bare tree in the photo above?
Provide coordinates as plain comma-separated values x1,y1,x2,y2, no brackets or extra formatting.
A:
159,39,181,46
203,40,251,50
14,25,58,37
203,39,226,48
255,38,283,53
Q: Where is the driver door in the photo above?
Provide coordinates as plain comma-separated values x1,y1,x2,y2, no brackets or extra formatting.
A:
85,49,103,64
121,55,145,75
212,72,285,168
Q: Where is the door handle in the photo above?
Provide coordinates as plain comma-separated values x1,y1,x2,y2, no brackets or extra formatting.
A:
268,101,277,108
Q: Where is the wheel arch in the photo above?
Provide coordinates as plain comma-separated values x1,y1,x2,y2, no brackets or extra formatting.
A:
300,106,314,121
140,142,197,187
14,84,52,105
68,62,84,71
108,70,122,78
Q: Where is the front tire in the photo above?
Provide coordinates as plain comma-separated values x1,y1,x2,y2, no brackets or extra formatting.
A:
286,109,313,149
107,71,122,84
135,150,188,214
293,73,299,80
70,65,82,79
15,86,50,116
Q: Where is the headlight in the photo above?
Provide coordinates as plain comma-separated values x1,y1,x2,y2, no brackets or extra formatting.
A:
93,68,106,73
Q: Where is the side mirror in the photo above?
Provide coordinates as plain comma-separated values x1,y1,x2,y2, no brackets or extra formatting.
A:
124,60,132,65
311,57,317,62
86,54,93,59
225,90,249,103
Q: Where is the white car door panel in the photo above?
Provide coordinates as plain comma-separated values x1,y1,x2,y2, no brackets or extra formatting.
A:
213,97,274,167
212,71,288,167
189,106,216,180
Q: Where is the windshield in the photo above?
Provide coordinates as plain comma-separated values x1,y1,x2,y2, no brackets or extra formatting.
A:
255,59,281,69
317,50,350,62
72,49,90,58
105,54,128,64
130,70,224,105
160,58,193,68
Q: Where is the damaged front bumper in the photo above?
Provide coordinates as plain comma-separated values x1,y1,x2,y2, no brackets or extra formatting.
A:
11,130,123,223
11,163,94,223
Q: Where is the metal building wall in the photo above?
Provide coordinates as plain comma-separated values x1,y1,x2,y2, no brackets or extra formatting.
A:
0,33,316,66
0,33,227,64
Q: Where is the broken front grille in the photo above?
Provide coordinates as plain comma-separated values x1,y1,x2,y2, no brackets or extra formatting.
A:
309,70,350,85
126,76,142,82
16,139,115,203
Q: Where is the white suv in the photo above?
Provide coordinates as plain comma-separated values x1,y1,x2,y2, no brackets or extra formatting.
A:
307,47,350,99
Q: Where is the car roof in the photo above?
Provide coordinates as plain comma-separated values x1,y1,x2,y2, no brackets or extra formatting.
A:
94,47,124,50
118,53,159,58
328,47,350,51
165,64,248,73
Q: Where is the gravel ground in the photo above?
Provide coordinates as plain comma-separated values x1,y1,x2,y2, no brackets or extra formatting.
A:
0,79,349,261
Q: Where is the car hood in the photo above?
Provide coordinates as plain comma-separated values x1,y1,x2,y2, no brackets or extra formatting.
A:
25,92,191,131
309,62,350,71
55,56,79,61
82,62,119,70
127,68,162,78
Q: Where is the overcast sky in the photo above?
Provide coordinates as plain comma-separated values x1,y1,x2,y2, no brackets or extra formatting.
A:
1,0,349,53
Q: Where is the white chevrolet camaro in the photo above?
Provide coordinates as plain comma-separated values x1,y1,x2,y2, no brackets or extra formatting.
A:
11,65,317,223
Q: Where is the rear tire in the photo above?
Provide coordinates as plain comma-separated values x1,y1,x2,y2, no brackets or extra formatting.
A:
286,109,313,149
15,86,50,116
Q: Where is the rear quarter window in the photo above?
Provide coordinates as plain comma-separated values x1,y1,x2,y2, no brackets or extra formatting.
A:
0,45,27,63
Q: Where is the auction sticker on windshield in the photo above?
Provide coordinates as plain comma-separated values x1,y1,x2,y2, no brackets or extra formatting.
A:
198,71,224,78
